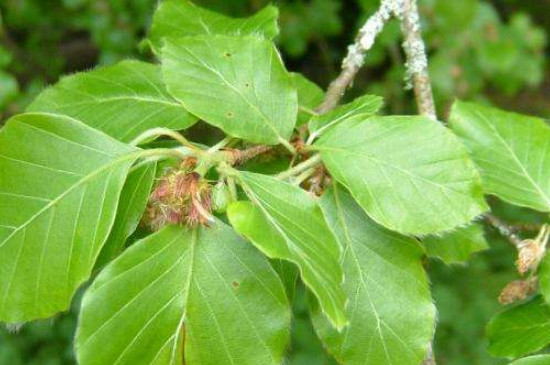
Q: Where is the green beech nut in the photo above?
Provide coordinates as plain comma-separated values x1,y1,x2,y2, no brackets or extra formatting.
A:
212,181,232,213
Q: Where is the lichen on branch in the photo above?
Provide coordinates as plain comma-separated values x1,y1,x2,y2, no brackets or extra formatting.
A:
318,0,436,121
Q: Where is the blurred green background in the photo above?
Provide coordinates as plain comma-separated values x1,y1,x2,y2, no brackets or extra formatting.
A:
0,0,548,364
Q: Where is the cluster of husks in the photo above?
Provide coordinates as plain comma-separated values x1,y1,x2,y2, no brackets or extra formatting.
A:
143,158,213,231
498,277,538,305
498,224,549,305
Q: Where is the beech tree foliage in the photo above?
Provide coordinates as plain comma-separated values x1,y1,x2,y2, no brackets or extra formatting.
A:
1,1,549,364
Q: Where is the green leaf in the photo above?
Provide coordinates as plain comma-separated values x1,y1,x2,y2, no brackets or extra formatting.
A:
291,72,324,126
487,296,550,358
148,0,279,54
0,113,142,322
537,253,550,304
422,223,489,264
450,101,550,212
310,187,435,365
162,35,298,145
271,259,299,302
28,60,197,142
509,355,550,365
77,223,290,365
313,115,488,235
308,94,383,141
227,172,347,329
95,162,157,268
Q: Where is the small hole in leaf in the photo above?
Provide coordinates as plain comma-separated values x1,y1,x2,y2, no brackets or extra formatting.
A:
224,52,232,57
232,281,239,289
227,111,234,118
244,82,250,88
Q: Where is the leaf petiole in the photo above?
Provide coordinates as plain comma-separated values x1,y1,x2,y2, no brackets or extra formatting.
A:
129,147,194,172
291,167,316,186
299,105,319,117
276,154,322,180
207,137,233,153
279,138,297,155
130,127,203,153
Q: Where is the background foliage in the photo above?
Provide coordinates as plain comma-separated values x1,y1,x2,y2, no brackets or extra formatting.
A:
0,0,548,364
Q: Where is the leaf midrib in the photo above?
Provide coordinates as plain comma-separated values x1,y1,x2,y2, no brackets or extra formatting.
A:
331,188,427,362
176,228,197,364
240,179,344,327
169,41,285,142
472,109,550,209
316,145,478,201
0,150,144,249
79,229,192,353
45,95,183,109
201,247,278,365
333,189,391,361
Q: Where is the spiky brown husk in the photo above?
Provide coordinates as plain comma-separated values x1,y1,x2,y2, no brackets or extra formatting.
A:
143,159,212,231
516,239,544,275
498,277,538,305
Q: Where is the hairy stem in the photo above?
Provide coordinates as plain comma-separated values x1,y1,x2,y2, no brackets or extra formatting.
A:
130,127,201,152
138,148,191,160
292,167,317,186
279,137,297,155
276,154,322,180
129,148,194,172
226,145,274,165
208,137,233,153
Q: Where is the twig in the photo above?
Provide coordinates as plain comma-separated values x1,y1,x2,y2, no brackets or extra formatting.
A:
508,222,544,233
316,0,397,113
485,213,523,247
395,0,437,120
226,145,274,165
316,0,436,122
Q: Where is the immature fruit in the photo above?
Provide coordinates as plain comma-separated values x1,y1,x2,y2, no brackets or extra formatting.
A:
143,159,213,230
516,225,549,275
498,277,538,305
